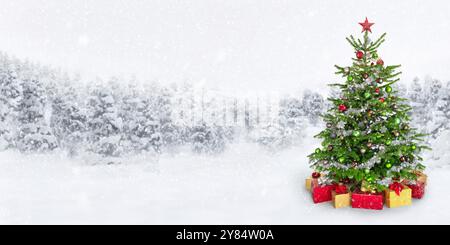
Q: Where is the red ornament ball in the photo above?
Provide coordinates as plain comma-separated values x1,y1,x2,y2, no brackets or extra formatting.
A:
377,59,384,66
312,172,321,178
375,88,380,94
338,104,347,112
379,97,385,103
356,51,364,59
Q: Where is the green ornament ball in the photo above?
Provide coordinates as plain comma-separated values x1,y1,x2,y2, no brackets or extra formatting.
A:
352,130,361,137
386,140,392,146
338,157,345,163
385,163,392,169
365,169,370,174
347,75,353,82
394,117,402,125
385,86,393,93
315,148,321,154
364,92,371,99
411,144,417,150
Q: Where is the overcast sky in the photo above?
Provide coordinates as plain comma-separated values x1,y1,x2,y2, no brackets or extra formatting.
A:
0,0,449,94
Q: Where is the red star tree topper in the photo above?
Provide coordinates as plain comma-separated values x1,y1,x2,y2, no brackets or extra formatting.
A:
359,17,374,33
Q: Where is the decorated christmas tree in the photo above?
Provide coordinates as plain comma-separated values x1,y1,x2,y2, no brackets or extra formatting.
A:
308,18,430,193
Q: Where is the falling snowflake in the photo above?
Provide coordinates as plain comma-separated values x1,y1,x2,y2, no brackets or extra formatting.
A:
77,35,90,46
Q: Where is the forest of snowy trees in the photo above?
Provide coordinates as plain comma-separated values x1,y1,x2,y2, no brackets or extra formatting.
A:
0,52,449,162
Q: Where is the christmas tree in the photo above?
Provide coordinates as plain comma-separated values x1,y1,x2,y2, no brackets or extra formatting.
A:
308,18,430,192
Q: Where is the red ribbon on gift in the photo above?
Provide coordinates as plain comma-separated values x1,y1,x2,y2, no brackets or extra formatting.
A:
389,182,404,196
334,184,347,194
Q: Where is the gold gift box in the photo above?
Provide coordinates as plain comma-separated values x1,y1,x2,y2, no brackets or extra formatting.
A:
412,170,427,185
306,177,312,191
305,177,319,191
385,185,412,208
332,190,351,208
361,180,377,193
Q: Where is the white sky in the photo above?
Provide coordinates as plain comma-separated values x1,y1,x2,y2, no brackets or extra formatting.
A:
0,0,449,94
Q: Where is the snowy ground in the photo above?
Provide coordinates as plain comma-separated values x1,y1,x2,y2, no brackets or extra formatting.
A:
1,128,450,225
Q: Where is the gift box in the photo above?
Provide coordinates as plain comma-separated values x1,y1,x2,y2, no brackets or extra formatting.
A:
312,184,334,204
351,190,384,210
412,170,427,185
306,177,312,191
310,178,319,190
406,181,425,199
306,173,320,191
332,191,351,208
385,183,412,208
360,180,377,193
332,184,350,208
332,188,351,209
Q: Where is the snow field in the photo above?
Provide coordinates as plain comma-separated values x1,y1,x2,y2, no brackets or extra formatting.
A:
1,128,449,224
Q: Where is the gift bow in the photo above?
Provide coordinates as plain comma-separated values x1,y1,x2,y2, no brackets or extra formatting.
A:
334,184,347,194
389,182,404,196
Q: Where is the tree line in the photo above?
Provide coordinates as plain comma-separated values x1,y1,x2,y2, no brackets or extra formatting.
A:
0,52,448,161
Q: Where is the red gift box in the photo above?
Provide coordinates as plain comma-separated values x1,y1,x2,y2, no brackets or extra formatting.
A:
406,182,425,199
334,183,348,194
351,190,384,210
312,184,334,204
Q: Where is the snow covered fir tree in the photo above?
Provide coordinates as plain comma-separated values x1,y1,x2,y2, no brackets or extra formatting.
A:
0,46,448,164
0,60,22,150
15,78,58,152
50,81,87,156
308,18,430,209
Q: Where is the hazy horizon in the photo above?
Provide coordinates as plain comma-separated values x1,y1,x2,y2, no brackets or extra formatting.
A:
1,0,449,95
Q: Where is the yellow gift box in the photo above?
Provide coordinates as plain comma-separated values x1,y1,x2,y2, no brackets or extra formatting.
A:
385,184,412,208
361,180,377,193
305,177,319,191
332,190,351,208
306,177,312,191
